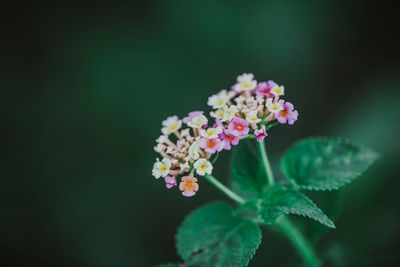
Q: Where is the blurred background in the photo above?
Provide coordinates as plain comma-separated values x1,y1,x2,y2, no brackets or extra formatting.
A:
1,1,399,266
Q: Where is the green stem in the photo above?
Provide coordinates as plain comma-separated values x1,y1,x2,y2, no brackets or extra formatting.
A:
257,140,275,185
276,217,321,267
257,141,321,267
204,174,245,204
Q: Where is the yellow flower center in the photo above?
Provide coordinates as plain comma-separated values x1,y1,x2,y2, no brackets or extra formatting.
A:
160,165,167,172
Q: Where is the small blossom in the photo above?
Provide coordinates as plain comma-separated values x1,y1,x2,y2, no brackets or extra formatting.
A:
222,105,238,122
254,125,268,142
256,81,278,98
276,100,299,125
180,161,190,172
271,85,285,96
164,176,177,189
228,117,249,137
219,130,239,150
179,176,199,197
152,158,172,179
210,108,226,120
161,116,182,135
208,89,235,109
246,110,261,124
187,141,201,160
233,73,257,92
266,98,284,114
199,137,224,154
193,158,213,176
187,114,208,128
182,111,204,124
200,126,223,139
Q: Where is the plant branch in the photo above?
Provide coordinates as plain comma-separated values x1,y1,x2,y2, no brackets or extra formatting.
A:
257,140,275,185
204,174,245,204
276,217,321,267
257,141,321,267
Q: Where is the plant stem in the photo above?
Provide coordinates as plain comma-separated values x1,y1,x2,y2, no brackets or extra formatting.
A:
256,141,321,267
257,140,275,185
204,174,245,204
276,217,321,267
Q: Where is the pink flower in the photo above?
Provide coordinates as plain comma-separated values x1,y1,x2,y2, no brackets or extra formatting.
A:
276,100,298,125
256,81,278,98
219,130,240,150
179,176,199,197
199,137,224,154
164,176,177,189
182,111,204,124
227,117,249,137
254,125,268,142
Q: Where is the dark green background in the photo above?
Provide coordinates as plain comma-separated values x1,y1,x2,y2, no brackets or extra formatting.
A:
1,1,399,266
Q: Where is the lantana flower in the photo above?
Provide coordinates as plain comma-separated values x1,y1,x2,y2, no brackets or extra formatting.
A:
220,130,239,150
182,111,204,124
199,138,224,154
187,114,208,128
276,100,299,125
161,116,182,135
271,85,285,96
187,141,201,161
152,73,299,198
164,176,177,189
222,105,238,122
208,89,235,109
228,117,250,137
266,98,284,114
152,158,172,179
254,125,268,142
200,126,223,139
194,158,213,176
233,73,257,92
179,176,199,197
246,110,262,124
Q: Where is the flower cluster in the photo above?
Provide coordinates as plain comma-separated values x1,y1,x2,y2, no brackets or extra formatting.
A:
152,73,298,197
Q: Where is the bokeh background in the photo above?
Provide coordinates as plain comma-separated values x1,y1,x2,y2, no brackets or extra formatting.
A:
1,1,399,266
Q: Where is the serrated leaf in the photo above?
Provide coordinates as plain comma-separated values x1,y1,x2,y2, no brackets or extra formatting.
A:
260,184,335,228
281,137,379,190
176,202,262,267
231,141,266,194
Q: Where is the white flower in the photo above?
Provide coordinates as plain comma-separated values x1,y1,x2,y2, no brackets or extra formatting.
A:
180,161,190,171
193,158,213,176
200,126,223,139
266,98,283,114
233,73,257,92
187,141,200,160
161,116,182,135
246,110,261,123
152,158,172,179
222,105,238,122
271,85,285,96
156,135,167,143
187,114,208,128
210,108,226,120
154,143,166,152
207,89,235,109
234,95,246,104
180,129,190,137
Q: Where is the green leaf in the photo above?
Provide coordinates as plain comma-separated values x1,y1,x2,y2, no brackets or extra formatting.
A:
281,137,379,190
176,202,262,267
260,184,335,228
231,141,266,194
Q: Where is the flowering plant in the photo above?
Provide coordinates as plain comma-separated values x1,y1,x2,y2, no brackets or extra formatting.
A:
153,74,378,267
